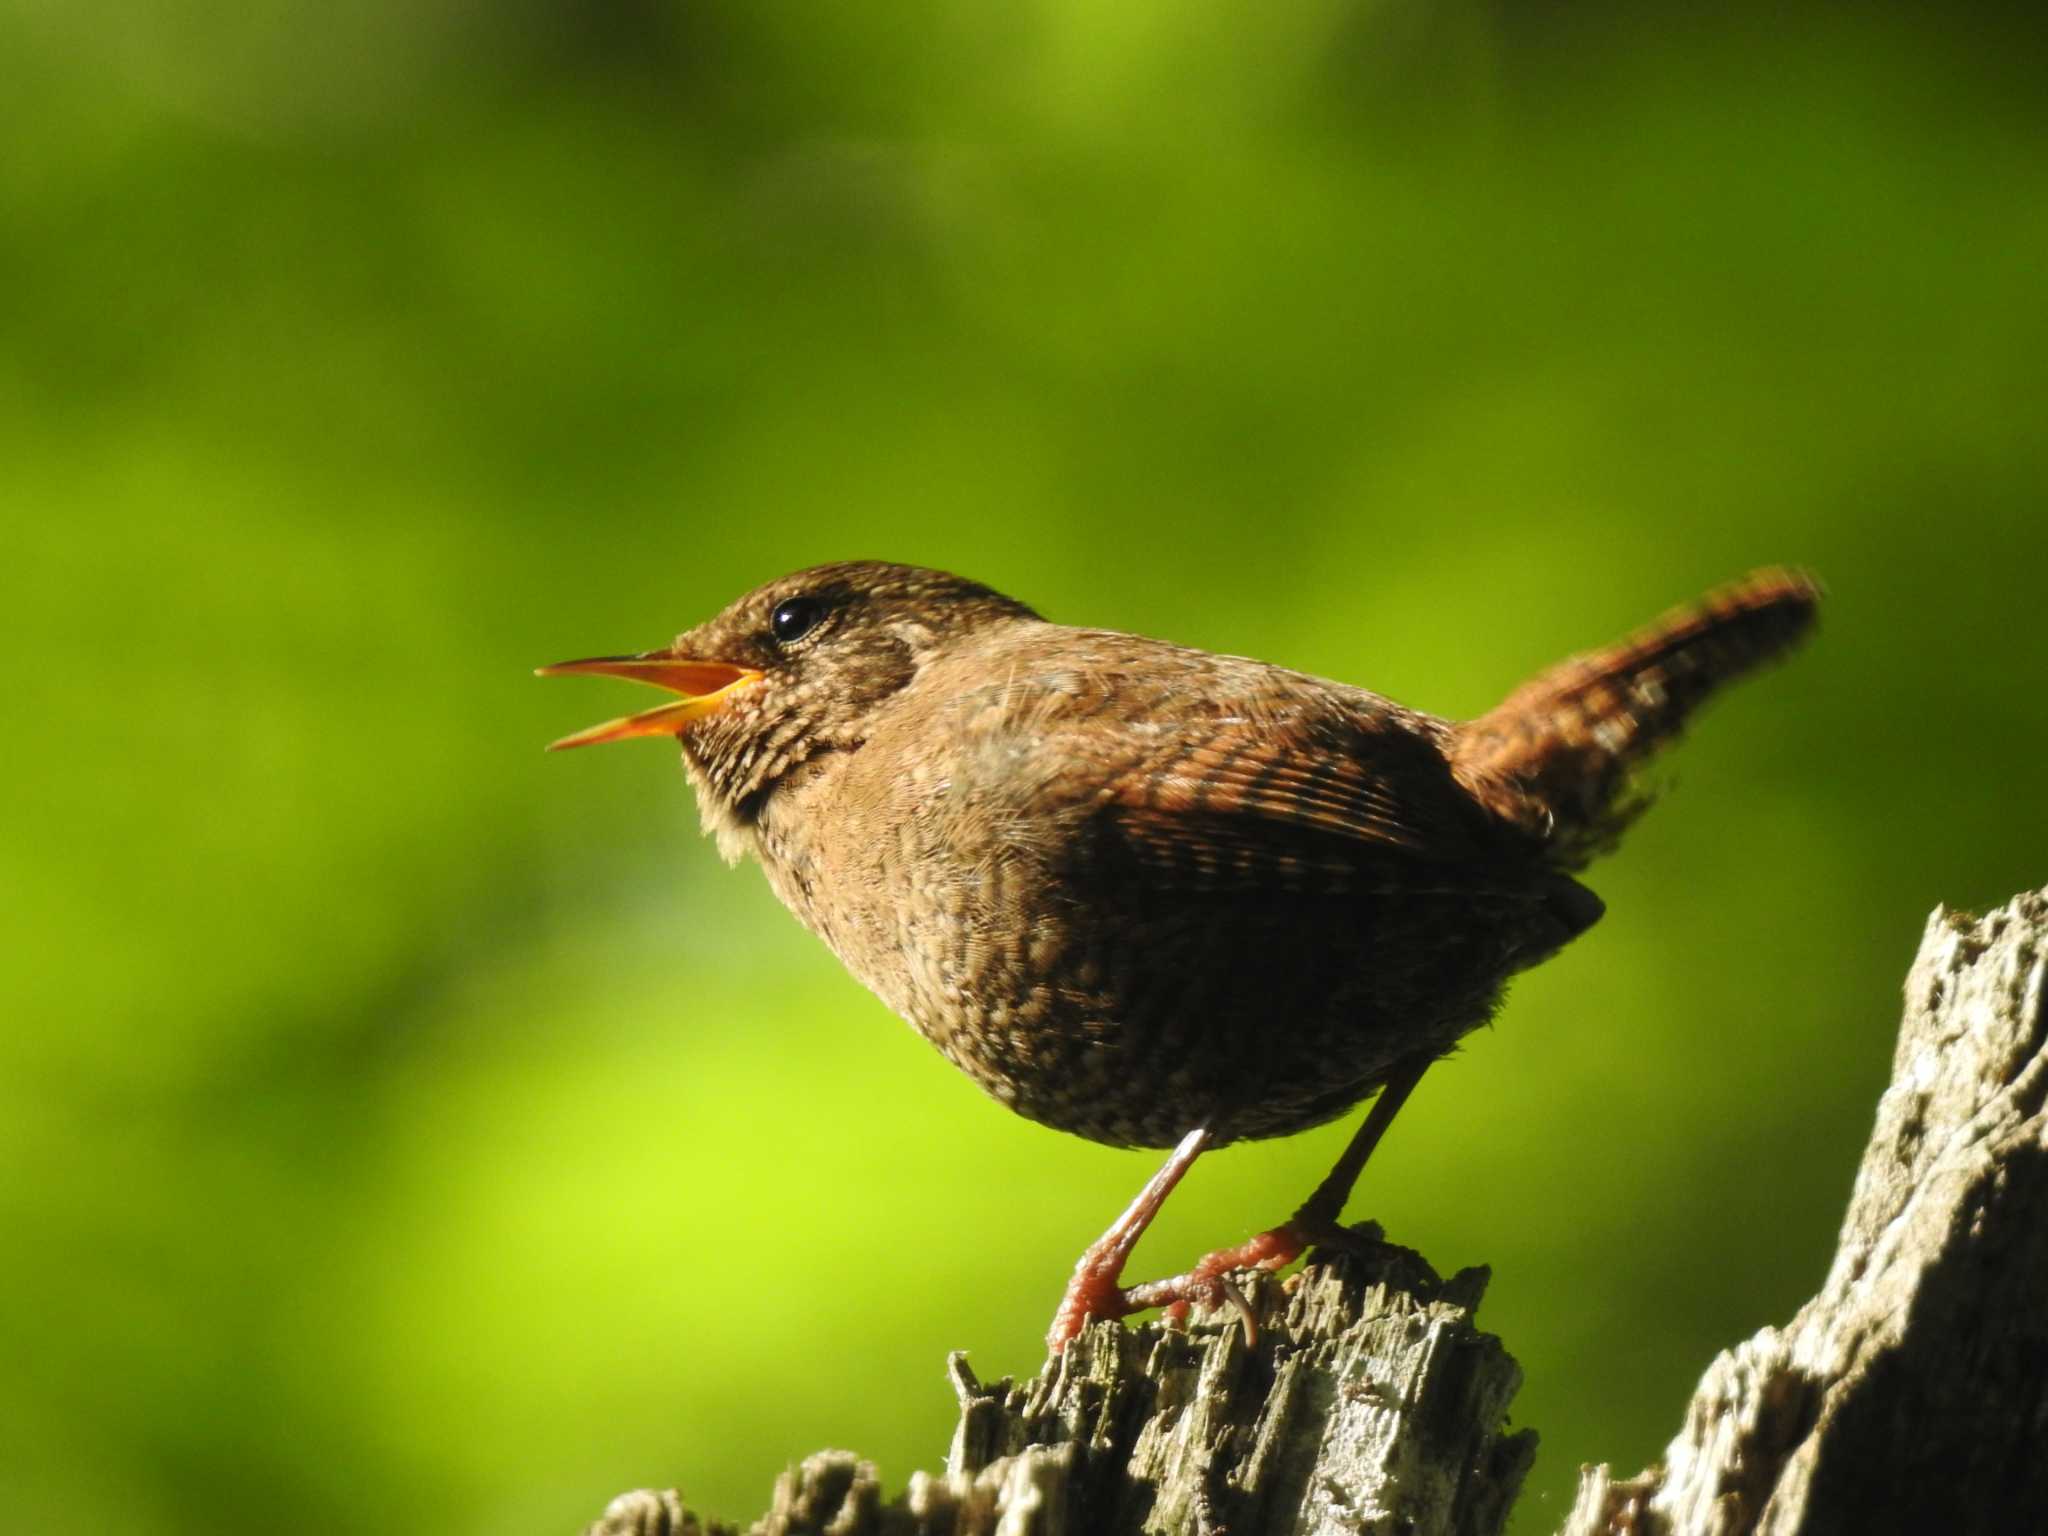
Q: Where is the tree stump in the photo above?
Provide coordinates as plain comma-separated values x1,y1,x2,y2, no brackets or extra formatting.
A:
588,1238,1532,1536
1560,888,2048,1534
585,886,2048,1536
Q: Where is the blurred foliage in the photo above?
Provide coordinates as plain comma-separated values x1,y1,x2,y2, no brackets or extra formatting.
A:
3,0,2045,1531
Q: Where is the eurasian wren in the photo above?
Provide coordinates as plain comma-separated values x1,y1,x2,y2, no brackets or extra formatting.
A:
542,563,1818,1348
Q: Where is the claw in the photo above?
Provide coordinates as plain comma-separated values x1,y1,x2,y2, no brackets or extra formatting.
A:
1215,1275,1258,1345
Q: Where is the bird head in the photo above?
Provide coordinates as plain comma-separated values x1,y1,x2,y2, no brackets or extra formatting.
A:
541,561,1039,851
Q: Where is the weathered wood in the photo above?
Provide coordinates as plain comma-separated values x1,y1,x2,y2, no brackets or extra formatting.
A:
586,1237,1534,1535
1561,888,2048,1536
584,887,2048,1536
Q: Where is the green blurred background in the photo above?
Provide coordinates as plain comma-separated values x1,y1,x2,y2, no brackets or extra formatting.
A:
5,0,2045,1530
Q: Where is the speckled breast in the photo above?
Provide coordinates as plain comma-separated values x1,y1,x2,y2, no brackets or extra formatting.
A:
757,780,1534,1149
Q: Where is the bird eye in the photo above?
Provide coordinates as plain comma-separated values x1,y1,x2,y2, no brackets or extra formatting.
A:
769,596,826,645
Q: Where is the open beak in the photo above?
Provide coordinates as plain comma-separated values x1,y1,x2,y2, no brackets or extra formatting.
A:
536,651,763,750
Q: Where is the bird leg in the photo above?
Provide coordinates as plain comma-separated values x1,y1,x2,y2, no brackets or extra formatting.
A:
1046,1125,1212,1352
1047,1055,1433,1352
1288,1051,1434,1236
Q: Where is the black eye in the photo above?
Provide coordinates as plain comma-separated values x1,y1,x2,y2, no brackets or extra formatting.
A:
770,596,826,645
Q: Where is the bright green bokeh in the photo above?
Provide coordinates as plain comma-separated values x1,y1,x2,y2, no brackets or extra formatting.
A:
5,3,2045,1531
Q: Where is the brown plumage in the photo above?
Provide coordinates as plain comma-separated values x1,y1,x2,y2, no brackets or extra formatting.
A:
543,562,1819,1345
1453,567,1822,867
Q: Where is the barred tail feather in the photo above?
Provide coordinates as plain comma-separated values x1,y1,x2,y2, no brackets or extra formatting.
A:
1452,567,1821,867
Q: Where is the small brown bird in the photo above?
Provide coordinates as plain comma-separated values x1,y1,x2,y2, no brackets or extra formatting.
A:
542,563,1818,1349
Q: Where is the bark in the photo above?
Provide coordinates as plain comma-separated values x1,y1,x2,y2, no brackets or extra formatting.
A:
583,887,2048,1536
1560,889,2048,1535
586,1240,1533,1536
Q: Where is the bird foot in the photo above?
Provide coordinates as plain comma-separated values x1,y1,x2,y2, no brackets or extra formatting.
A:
1046,1244,1147,1353
1047,1216,1371,1352
1046,1254,1262,1353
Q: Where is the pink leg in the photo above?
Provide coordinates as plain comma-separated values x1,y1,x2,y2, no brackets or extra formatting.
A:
1052,1056,1434,1349
1046,1125,1211,1352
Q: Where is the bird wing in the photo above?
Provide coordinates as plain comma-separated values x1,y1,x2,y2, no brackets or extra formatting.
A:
916,634,1510,899
1093,705,1504,898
